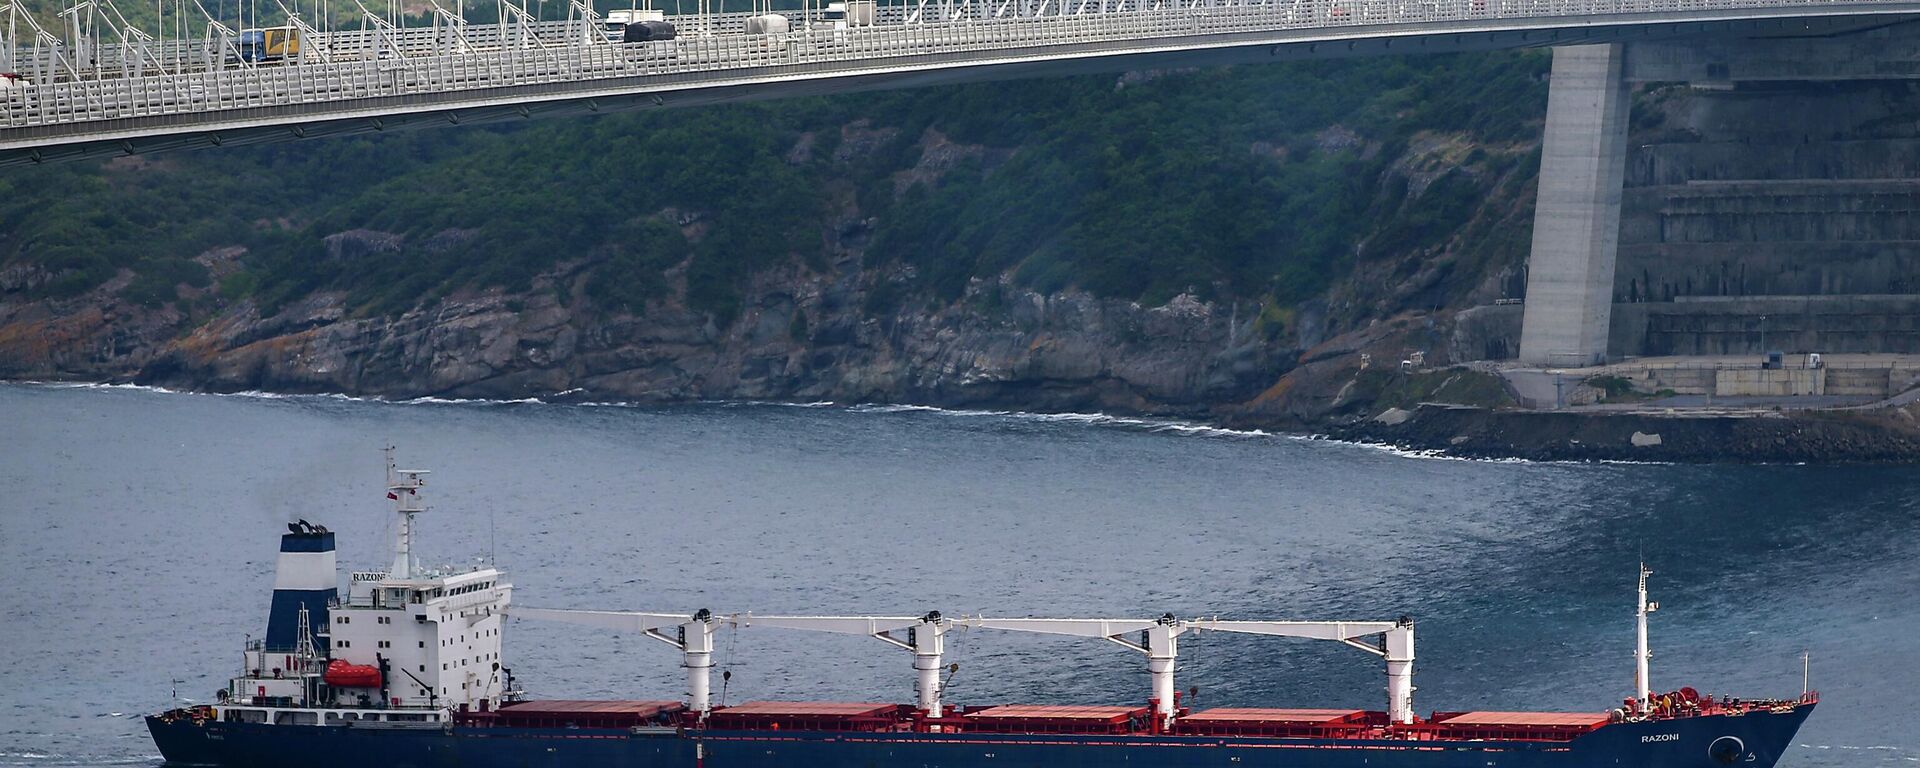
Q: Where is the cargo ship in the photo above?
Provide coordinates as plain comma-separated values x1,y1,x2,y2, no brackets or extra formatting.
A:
149,453,1817,767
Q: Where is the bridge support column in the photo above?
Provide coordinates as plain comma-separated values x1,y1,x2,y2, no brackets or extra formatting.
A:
1519,43,1631,367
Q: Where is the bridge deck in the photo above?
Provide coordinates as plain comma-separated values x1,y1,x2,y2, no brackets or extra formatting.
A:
4,0,1919,164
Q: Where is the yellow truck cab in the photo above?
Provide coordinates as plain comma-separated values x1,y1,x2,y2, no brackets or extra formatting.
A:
237,27,300,63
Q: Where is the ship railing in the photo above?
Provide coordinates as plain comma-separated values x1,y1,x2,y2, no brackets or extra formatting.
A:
336,595,405,608
1648,692,1812,721
439,591,504,614
242,638,306,653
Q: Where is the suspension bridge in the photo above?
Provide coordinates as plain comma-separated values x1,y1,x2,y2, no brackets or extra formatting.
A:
3,0,1917,166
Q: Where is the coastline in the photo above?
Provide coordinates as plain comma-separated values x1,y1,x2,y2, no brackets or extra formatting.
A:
13,378,1918,465
1313,402,1920,465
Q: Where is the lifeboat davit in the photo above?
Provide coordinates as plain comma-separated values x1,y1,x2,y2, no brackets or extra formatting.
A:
323,659,382,688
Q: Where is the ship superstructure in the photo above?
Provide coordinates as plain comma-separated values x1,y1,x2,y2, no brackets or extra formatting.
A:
211,451,511,727
151,456,1816,768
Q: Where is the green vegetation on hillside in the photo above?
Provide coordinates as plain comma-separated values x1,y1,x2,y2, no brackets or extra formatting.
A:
0,51,1549,324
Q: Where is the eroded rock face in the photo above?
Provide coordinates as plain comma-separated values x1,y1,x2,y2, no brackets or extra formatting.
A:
1,254,1292,418
2,111,1546,425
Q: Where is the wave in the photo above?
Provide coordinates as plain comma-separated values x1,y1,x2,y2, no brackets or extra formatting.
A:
1298,434,1673,466
26,381,180,394
227,390,378,403
1795,743,1916,759
842,403,1277,441
399,396,544,406
1308,436,1532,463
21,381,376,404
18,382,558,407
848,403,968,414
17,381,1662,465
1148,422,1272,439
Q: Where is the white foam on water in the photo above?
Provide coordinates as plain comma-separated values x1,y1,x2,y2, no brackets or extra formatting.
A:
401,396,545,405
16,382,1673,465
30,381,177,394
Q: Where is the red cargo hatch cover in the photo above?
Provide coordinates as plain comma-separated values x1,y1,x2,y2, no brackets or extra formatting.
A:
965,705,1145,722
497,700,685,717
1437,712,1610,728
1181,708,1366,724
714,702,897,717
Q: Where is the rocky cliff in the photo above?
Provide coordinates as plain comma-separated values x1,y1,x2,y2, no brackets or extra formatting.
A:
6,54,1920,462
0,56,1548,422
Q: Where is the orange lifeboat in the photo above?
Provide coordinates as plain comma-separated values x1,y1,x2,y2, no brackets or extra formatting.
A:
323,659,382,688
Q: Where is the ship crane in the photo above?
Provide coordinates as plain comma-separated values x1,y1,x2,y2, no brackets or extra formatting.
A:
507,608,722,716
514,606,1418,731
731,613,953,720
512,609,955,720
959,615,1418,729
1184,617,1416,725
956,614,1186,731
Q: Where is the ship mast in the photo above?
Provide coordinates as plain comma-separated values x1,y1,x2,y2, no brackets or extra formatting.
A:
385,447,430,580
1635,562,1657,709
294,604,319,665
295,604,320,705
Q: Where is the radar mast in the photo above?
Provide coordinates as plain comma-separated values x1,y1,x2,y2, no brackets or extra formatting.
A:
385,447,430,579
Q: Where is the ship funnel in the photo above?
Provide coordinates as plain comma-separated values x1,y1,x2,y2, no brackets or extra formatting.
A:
265,525,338,651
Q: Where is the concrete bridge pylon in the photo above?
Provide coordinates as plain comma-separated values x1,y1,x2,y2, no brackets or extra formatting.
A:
1519,43,1632,367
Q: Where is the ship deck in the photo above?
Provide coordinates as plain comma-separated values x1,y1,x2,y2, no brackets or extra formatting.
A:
452,692,1816,743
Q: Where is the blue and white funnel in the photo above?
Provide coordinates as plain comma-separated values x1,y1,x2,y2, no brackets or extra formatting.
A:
264,521,337,651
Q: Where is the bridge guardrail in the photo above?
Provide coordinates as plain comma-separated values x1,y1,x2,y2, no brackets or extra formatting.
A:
0,0,1907,133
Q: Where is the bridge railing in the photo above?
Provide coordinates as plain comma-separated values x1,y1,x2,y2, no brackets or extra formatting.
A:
0,0,1894,132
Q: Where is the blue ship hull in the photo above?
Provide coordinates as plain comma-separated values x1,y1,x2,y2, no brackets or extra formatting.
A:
148,703,1812,768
